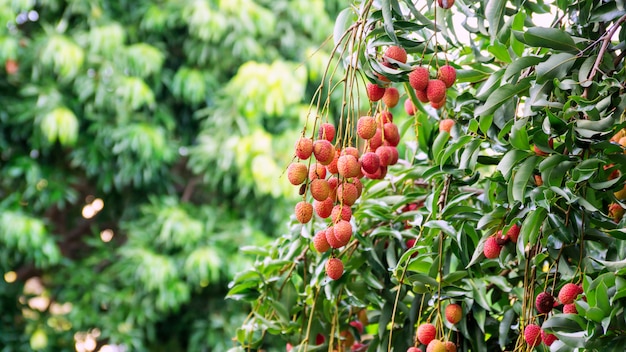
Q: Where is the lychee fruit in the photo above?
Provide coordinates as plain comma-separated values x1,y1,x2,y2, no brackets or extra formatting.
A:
318,123,336,142
367,83,386,102
326,151,340,174
445,303,462,324
357,116,377,140
534,174,544,186
333,220,353,246
376,146,393,167
313,139,335,165
327,176,339,200
295,201,313,223
439,119,455,133
315,333,325,345
295,137,313,160
533,138,554,156
310,179,330,201
369,128,384,151
426,79,447,104
415,89,429,103
437,0,455,9
438,65,456,88
609,203,624,222
331,204,352,223
558,283,583,304
495,230,508,245
409,67,430,91
383,87,400,108
384,45,407,64
563,303,577,314
387,146,399,165
541,329,558,346
313,230,331,253
337,154,361,178
361,151,381,174
426,339,446,352
506,224,521,243
416,323,436,345
363,165,384,180
337,182,359,206
342,146,359,158
430,97,446,109
443,341,456,352
326,258,344,280
314,197,333,218
524,324,541,347
378,110,393,124
535,292,555,314
483,237,502,259
351,177,363,197
309,163,327,180
349,320,364,334
325,227,343,249
383,122,400,146
287,163,308,185
405,98,416,115
406,238,418,258
407,348,422,352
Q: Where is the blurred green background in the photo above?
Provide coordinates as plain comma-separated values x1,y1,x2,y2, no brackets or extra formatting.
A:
0,0,342,350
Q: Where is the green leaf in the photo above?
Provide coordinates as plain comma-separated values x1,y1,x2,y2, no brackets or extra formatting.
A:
535,53,577,84
485,0,507,39
497,149,530,178
503,56,543,81
487,41,512,63
333,8,355,46
510,118,530,150
475,78,532,117
381,0,398,44
517,208,547,256
523,27,578,52
510,156,539,203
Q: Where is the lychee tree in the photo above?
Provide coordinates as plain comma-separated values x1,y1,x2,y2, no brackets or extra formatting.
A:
229,0,626,351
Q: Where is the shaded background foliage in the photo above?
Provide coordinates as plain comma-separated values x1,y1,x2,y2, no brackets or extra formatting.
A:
0,0,342,350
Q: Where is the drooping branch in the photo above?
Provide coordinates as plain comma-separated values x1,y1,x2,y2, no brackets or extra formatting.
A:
585,14,626,88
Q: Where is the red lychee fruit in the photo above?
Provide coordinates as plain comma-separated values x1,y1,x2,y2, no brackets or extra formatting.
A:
337,182,359,206
318,123,336,142
439,119,455,133
351,177,363,197
405,98,416,115
558,283,583,305
287,162,308,185
445,303,462,324
437,65,456,88
483,237,502,259
384,45,407,64
295,137,313,160
338,154,361,178
426,79,447,104
376,146,393,167
327,176,339,200
295,201,313,223
361,151,381,174
325,227,343,249
541,329,558,346
383,87,400,108
534,174,544,186
326,151,340,174
378,110,393,124
406,238,418,257
426,339,446,352
367,83,386,102
443,341,456,352
524,324,541,347
315,333,325,345
535,292,555,314
563,303,577,314
349,320,364,334
437,0,455,9
313,139,335,165
313,230,331,252
309,163,327,180
342,147,359,159
416,88,429,103
286,342,293,352
310,179,330,201
533,138,554,156
416,323,436,345
387,145,399,165
326,258,344,280
409,67,430,91
331,204,352,223
604,164,620,180
506,224,521,243
609,203,624,222
363,165,384,180
430,97,446,109
333,220,353,246
314,197,333,218
383,122,400,146
369,128,383,151
495,230,508,246
407,348,422,352
357,115,377,140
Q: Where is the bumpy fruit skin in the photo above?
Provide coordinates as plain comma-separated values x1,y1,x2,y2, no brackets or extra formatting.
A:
387,146,399,165
369,128,383,151
309,163,326,180
558,283,583,304
563,303,578,314
287,163,308,185
367,83,386,102
337,154,361,178
483,237,502,259
437,0,455,9
541,330,558,346
295,201,313,223
313,230,330,252
333,220,353,246
535,292,555,314
361,152,381,174
337,182,359,206
445,304,462,324
382,122,400,146
331,204,352,223
295,137,313,160
325,227,343,248
426,339,446,352
384,45,408,64
357,116,377,140
506,224,521,243
438,65,456,88
383,87,400,108
326,258,344,280
409,67,430,91
439,119,455,133
318,123,335,142
314,197,333,218
416,89,429,103
430,96,446,109
326,152,340,174
310,179,330,201
376,146,393,167
313,140,335,165
524,324,541,347
417,323,436,345
443,341,456,352
405,98,416,115
426,79,447,103
378,110,394,124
